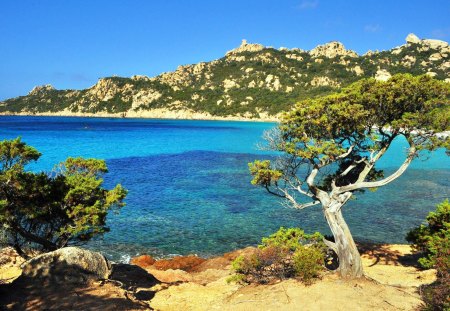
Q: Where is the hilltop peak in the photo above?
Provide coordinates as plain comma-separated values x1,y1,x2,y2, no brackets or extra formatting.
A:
28,84,55,96
406,33,421,44
226,39,265,55
309,41,358,58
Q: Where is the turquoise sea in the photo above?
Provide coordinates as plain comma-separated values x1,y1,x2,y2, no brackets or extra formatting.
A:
1,116,449,261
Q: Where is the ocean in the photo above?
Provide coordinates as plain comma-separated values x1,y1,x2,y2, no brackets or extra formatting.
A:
1,116,449,261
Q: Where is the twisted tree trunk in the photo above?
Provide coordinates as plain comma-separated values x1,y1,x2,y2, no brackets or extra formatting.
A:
323,205,363,278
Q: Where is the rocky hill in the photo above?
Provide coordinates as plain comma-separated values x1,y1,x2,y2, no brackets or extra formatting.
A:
1,33,449,120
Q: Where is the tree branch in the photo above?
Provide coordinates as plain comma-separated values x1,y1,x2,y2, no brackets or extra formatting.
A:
323,238,337,253
296,186,314,198
280,188,320,210
337,144,417,193
11,221,58,251
337,145,354,159
264,185,286,198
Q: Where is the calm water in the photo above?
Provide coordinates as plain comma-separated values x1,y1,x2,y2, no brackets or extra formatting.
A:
1,116,449,261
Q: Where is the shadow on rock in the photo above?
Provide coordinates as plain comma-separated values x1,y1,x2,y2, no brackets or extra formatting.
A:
110,263,160,290
0,257,162,310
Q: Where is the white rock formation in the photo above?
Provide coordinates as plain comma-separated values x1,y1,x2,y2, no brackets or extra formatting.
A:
309,42,358,58
29,84,55,96
310,76,340,87
406,33,421,44
352,66,364,76
375,69,392,81
226,39,265,55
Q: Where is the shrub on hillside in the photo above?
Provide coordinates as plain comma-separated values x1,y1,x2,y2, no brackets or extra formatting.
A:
406,200,449,310
231,227,326,284
418,234,449,311
406,200,450,269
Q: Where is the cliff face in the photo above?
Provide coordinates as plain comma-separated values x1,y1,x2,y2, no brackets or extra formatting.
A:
1,34,449,119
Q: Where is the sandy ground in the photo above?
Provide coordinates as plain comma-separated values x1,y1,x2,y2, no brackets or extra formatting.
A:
0,244,436,311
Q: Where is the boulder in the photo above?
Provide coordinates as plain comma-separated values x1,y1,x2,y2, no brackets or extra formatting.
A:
406,33,421,44
21,247,111,283
422,39,449,50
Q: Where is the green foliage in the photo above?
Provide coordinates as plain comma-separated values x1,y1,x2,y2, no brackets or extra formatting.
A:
230,227,325,284
408,201,450,310
0,137,41,171
292,245,325,284
259,227,326,252
249,160,282,188
406,200,450,269
251,74,449,196
0,138,127,253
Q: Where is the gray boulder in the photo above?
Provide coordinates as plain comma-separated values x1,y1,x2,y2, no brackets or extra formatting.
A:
21,247,111,283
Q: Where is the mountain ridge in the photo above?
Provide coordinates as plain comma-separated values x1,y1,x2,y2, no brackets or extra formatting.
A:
1,33,449,121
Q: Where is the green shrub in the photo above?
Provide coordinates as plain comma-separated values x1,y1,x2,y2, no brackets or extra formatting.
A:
293,245,325,284
259,227,325,252
407,200,450,310
231,227,325,284
406,200,450,269
419,237,450,311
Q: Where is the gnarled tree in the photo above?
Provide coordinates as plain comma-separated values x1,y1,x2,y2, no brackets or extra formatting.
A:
250,74,449,278
0,137,127,255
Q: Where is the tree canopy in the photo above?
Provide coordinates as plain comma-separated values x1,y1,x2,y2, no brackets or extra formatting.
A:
0,137,127,255
250,74,450,278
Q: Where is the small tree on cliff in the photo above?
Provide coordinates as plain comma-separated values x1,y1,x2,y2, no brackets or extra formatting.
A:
0,137,127,255
249,74,449,278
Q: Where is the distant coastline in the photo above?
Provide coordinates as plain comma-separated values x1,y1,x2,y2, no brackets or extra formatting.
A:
0,110,279,123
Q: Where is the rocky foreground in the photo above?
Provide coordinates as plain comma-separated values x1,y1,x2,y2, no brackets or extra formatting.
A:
0,244,436,311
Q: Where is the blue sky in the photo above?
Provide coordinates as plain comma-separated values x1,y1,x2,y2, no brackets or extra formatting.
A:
1,0,449,100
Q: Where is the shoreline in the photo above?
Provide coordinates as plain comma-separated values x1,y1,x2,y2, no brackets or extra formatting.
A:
0,110,280,123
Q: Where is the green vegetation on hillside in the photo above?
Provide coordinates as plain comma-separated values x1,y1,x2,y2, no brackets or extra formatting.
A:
0,38,448,117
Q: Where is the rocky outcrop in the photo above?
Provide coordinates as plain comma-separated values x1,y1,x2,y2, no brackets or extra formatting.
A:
422,39,449,50
226,39,265,55
310,76,340,87
375,69,392,81
309,41,358,58
406,33,421,44
130,254,156,268
28,84,55,96
152,255,206,272
21,247,111,283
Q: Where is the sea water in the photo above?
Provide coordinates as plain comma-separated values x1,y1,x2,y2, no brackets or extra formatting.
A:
1,116,449,261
